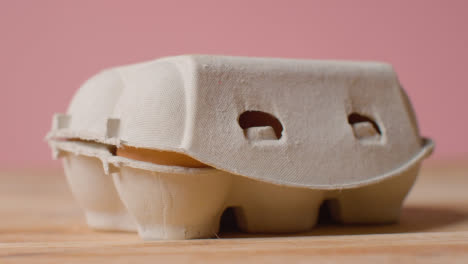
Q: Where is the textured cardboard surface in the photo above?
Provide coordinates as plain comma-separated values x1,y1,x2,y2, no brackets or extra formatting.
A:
49,139,426,239
47,55,433,239
57,142,136,232
48,55,433,189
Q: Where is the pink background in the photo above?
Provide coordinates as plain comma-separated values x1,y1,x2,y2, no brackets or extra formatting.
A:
1,0,467,167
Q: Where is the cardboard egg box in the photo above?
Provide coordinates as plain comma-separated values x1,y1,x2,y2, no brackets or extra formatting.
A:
47,55,434,240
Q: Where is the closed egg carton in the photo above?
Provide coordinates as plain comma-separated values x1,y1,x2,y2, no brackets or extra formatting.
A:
47,55,434,240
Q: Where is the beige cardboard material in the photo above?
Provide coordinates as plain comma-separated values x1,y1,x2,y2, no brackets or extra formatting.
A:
112,165,232,240
50,140,136,232
109,139,430,239
47,55,434,240
47,55,429,188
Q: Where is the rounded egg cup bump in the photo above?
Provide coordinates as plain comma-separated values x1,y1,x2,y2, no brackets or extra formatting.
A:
46,55,434,240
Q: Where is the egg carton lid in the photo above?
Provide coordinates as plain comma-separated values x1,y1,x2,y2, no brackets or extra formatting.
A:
47,55,434,189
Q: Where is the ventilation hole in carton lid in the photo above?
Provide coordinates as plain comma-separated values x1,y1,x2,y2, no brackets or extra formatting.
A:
348,113,381,136
238,111,283,139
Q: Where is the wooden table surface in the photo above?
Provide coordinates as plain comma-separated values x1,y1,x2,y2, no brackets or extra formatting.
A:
0,160,467,263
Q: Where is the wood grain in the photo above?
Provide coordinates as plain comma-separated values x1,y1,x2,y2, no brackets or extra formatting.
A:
0,160,467,263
